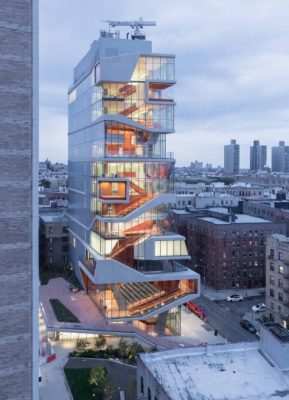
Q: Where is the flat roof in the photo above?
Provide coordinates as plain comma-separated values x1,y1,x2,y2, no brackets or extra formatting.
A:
40,213,68,223
200,214,270,225
272,233,289,243
171,209,190,215
140,344,289,400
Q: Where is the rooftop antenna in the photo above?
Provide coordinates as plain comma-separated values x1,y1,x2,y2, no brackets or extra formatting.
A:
102,17,156,40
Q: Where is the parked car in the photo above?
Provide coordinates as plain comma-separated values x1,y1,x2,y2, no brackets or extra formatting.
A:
226,294,244,302
240,319,256,334
187,301,206,319
251,303,266,312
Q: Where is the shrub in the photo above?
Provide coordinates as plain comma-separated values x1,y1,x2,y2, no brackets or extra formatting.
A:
94,334,107,351
118,338,129,359
89,365,107,391
76,338,90,353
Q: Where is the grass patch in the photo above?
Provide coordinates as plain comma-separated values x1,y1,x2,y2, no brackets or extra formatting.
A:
64,368,103,400
50,299,80,323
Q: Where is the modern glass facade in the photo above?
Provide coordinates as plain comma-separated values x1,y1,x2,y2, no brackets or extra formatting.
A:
68,30,200,334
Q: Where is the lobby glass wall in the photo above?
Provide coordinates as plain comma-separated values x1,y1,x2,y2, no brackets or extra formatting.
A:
87,278,197,320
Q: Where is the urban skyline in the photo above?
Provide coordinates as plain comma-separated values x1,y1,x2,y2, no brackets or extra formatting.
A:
2,2,289,398
40,0,289,167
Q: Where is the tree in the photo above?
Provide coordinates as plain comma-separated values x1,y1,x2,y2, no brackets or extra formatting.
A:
118,338,129,359
75,338,89,353
127,342,144,362
40,178,50,188
94,334,107,351
89,365,107,391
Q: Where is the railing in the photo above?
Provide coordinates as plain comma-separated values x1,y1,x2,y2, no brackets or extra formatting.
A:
105,289,194,319
129,289,189,316
105,149,174,159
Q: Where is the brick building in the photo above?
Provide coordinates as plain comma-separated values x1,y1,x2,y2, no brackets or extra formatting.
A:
39,212,69,269
187,209,285,290
266,234,289,329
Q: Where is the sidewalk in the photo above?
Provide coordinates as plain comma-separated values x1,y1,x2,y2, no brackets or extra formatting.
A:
201,284,265,301
39,341,75,400
167,306,227,347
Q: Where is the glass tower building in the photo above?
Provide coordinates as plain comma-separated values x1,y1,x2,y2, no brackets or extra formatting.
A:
68,24,199,334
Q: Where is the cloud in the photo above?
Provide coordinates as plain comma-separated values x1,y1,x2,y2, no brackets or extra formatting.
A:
40,0,289,167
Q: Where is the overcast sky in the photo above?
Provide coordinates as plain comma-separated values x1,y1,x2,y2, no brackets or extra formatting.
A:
39,0,289,167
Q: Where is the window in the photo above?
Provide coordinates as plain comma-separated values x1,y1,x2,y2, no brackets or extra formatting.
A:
155,240,188,257
270,288,274,298
278,265,284,275
269,249,274,259
278,279,283,289
140,377,144,394
278,252,283,261
49,226,53,234
278,292,284,302
269,276,275,285
148,387,151,400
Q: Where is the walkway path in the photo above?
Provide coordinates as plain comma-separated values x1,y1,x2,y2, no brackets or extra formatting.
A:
39,341,75,400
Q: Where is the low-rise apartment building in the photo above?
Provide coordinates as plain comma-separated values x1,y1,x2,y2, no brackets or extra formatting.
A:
244,197,289,236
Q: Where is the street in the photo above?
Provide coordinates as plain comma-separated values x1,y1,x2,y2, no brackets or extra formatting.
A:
182,294,265,343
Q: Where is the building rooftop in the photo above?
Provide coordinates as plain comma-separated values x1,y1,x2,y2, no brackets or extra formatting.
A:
140,343,289,400
200,214,270,225
271,233,289,243
40,213,68,223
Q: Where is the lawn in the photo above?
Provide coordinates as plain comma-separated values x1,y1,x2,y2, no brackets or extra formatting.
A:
64,368,103,400
49,298,80,323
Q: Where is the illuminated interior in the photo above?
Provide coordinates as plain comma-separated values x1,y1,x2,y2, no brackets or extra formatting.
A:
98,180,127,200
80,272,198,320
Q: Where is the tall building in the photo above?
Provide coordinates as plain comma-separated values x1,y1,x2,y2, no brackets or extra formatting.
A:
0,2,39,399
250,140,267,171
68,20,199,335
271,141,289,172
224,139,240,174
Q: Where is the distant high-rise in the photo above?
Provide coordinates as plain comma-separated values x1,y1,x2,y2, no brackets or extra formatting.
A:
224,139,240,174
250,140,267,171
0,1,38,399
272,141,289,173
